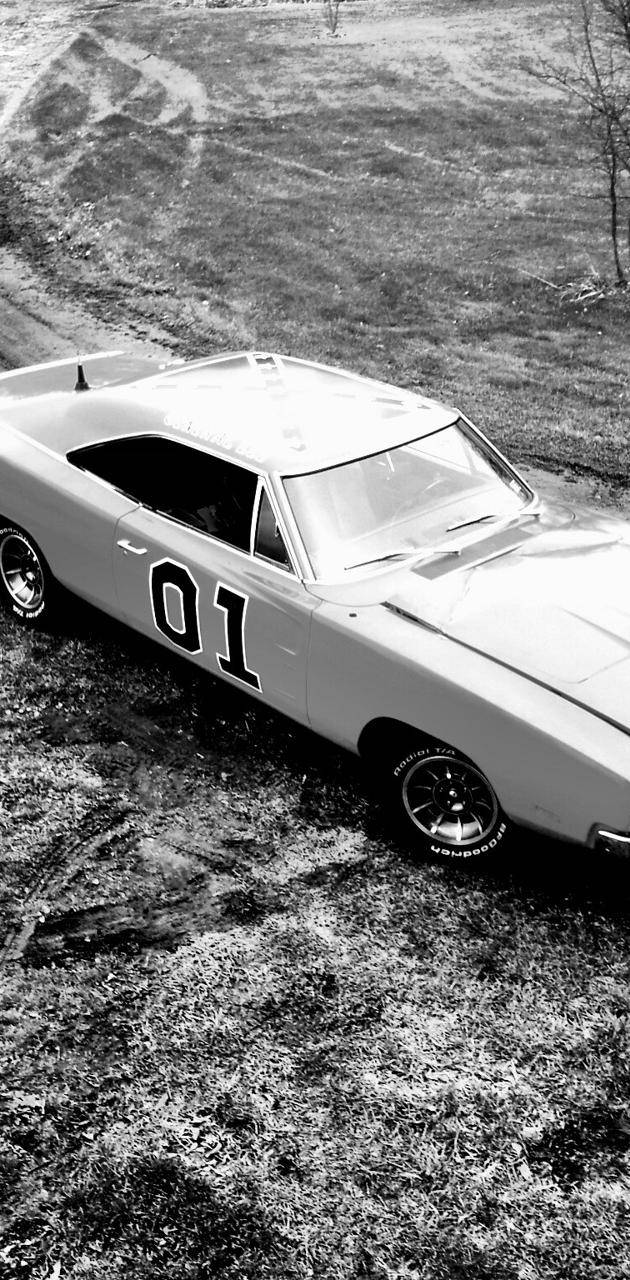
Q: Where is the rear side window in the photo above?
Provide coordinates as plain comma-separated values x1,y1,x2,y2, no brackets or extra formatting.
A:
68,436,258,553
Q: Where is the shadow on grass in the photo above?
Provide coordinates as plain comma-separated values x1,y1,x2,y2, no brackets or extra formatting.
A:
525,1101,630,1187
484,825,630,919
10,1154,288,1280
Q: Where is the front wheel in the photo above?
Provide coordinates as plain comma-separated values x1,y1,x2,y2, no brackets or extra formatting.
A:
0,526,57,627
390,743,509,862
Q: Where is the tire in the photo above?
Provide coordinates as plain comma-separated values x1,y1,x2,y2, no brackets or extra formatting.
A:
390,741,509,862
0,525,57,628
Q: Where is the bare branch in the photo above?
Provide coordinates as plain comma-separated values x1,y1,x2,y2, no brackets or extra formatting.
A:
533,0,630,284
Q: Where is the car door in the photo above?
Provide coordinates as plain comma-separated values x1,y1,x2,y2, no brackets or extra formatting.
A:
110,439,318,722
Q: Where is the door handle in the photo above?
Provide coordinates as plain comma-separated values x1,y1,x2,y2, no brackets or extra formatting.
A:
117,539,148,556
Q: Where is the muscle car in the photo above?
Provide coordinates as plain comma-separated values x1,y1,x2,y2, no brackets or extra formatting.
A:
0,349,629,863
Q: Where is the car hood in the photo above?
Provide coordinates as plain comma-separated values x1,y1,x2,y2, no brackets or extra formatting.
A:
308,500,630,730
386,502,630,727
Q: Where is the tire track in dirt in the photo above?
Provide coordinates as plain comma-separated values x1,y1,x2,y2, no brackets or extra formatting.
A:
0,2,77,134
92,32,351,185
0,803,139,966
0,15,211,180
16,819,372,968
18,868,371,968
96,34,209,173
4,4,553,212
20,879,280,966
2,11,351,189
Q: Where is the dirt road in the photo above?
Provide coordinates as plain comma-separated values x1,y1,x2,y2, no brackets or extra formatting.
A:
0,245,173,369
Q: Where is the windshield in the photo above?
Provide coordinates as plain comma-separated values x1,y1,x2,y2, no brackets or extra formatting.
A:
283,419,533,578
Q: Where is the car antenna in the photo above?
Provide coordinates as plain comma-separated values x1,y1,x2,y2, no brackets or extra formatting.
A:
74,362,90,392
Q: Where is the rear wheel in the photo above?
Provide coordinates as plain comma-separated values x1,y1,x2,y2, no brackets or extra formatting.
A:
0,526,57,627
390,742,509,861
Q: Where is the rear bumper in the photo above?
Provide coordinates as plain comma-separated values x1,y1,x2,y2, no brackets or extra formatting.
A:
588,825,630,857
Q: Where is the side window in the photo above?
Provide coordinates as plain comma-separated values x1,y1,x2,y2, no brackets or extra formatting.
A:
254,487,292,571
68,436,163,504
68,436,258,554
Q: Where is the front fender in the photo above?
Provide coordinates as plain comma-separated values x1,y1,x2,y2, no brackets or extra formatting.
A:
306,603,630,844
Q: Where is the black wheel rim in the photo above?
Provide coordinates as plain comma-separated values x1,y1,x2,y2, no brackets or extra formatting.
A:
0,534,44,611
402,753,498,845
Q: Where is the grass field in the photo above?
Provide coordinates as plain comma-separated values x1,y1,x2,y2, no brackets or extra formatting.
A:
2,2,630,1278
2,0,628,485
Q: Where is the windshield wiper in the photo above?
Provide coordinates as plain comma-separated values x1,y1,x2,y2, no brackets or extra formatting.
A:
345,545,464,571
446,513,500,533
344,549,415,571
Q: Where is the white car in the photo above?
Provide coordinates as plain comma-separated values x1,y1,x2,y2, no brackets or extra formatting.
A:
0,348,629,863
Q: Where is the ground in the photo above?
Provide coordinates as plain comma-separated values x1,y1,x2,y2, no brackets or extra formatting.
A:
1,3,630,1279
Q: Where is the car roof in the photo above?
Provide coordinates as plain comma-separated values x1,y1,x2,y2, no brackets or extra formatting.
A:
2,351,458,474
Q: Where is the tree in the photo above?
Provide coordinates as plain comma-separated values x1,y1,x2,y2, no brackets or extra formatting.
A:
539,0,630,284
322,0,342,36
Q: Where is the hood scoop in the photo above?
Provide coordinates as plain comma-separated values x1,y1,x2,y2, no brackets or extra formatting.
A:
412,521,537,579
